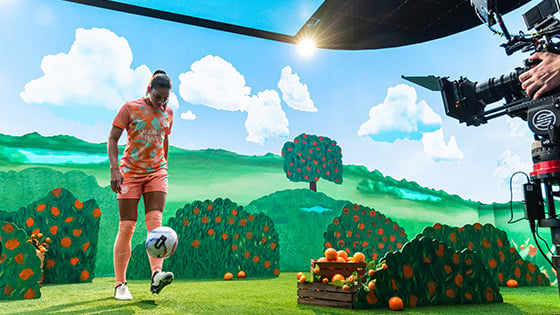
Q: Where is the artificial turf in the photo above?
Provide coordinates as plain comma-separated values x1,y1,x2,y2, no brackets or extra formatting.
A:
1,272,559,314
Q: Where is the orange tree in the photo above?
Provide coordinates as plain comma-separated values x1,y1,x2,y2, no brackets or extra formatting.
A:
323,202,408,261
281,133,342,192
127,197,280,279
0,188,100,284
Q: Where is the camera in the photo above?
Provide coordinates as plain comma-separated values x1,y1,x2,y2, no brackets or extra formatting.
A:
404,0,560,296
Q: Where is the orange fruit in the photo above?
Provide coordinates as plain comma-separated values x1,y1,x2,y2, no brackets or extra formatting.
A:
237,271,246,279
224,272,233,280
317,257,328,262
299,275,307,282
506,279,518,288
322,278,329,284
368,281,376,290
336,257,346,263
388,296,404,311
346,275,354,283
353,252,366,263
337,250,349,261
296,272,304,280
332,274,345,282
342,284,350,291
368,269,375,276
325,248,338,261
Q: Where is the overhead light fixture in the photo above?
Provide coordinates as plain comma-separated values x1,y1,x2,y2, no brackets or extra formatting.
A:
297,38,316,57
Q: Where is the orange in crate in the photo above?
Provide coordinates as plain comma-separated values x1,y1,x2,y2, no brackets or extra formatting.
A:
310,259,366,282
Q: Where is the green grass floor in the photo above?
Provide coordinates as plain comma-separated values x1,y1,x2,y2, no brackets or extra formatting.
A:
1,273,560,314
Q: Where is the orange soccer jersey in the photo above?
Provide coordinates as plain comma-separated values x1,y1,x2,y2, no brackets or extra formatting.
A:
113,98,174,177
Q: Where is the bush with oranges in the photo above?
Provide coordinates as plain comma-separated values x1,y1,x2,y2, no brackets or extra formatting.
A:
128,198,280,279
0,188,100,284
422,223,549,287
0,221,42,300
354,235,503,309
323,203,408,264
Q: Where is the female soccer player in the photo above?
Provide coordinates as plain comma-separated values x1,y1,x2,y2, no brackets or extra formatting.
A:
107,70,174,300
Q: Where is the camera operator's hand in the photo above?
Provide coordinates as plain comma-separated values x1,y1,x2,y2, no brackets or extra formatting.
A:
519,52,560,99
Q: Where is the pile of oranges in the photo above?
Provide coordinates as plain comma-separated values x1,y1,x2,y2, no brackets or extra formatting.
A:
296,248,369,291
318,248,366,263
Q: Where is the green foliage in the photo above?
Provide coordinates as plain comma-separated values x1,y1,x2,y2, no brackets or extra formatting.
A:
0,168,119,276
245,189,349,271
282,133,343,186
0,221,42,300
422,223,550,286
128,198,280,279
0,188,100,284
323,202,408,261
355,235,502,309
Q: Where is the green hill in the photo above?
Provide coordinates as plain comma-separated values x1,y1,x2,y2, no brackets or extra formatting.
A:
0,132,548,277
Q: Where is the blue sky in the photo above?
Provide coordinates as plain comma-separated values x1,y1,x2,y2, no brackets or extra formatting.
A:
0,0,542,203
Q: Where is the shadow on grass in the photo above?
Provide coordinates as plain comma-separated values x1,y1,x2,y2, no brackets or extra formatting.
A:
2,297,159,315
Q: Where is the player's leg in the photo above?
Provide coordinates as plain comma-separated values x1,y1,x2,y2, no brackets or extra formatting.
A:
143,174,174,294
113,178,142,300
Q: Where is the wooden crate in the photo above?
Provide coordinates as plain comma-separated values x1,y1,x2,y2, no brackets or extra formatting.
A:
297,281,359,309
310,260,366,282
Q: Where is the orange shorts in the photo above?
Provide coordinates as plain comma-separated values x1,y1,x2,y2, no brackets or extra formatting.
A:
117,172,168,199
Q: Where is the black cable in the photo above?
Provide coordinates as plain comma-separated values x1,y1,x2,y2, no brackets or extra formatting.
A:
532,225,555,268
508,171,530,224
535,226,554,256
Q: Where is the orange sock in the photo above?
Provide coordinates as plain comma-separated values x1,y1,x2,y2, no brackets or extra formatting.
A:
145,210,163,275
114,220,136,287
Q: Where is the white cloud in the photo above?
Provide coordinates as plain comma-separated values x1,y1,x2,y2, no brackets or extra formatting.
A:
178,55,290,145
19,28,169,110
494,150,532,197
421,129,464,162
178,55,250,111
277,66,316,112
180,110,196,120
244,90,289,145
357,84,441,142
506,117,532,139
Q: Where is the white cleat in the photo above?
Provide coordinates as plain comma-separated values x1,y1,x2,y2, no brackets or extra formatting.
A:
151,271,174,294
114,282,133,300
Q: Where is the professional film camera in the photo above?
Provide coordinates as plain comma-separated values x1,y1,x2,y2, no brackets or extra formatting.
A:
404,0,560,295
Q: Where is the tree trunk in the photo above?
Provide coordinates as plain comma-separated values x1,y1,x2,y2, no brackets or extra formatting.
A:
310,181,317,192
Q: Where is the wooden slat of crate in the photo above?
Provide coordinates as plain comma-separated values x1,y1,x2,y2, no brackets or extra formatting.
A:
297,281,358,309
310,260,366,279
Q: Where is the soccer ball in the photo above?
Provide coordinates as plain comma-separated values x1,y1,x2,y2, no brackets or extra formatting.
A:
145,226,178,258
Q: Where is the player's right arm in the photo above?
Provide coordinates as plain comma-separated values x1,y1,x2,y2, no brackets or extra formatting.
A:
108,126,124,193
